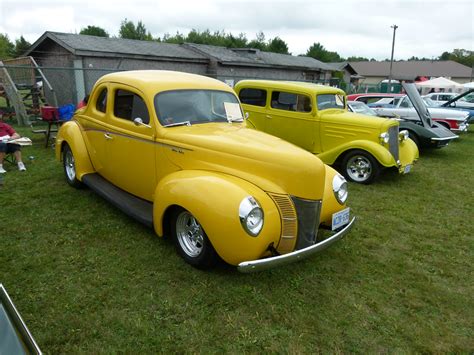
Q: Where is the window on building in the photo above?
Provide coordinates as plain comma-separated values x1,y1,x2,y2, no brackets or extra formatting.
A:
114,89,149,124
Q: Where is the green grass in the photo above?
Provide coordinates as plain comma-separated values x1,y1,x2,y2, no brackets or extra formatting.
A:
1,125,473,353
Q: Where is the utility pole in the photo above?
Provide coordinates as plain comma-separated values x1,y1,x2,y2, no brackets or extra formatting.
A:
387,24,398,93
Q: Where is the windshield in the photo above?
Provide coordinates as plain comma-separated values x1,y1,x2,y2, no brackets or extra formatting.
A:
422,97,439,107
317,94,345,110
155,90,242,126
349,102,376,116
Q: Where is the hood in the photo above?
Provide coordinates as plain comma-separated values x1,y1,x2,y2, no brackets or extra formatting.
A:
403,83,432,128
161,123,326,200
321,109,392,128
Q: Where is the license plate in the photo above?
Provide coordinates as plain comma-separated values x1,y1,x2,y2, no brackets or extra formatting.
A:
404,165,412,174
332,207,350,231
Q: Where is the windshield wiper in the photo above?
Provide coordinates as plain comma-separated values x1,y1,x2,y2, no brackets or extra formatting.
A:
163,121,191,127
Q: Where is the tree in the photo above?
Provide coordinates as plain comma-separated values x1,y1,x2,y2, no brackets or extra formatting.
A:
439,49,474,68
305,42,343,62
346,56,369,62
267,37,289,54
248,31,267,50
80,25,109,37
119,19,152,40
14,36,31,57
0,33,14,60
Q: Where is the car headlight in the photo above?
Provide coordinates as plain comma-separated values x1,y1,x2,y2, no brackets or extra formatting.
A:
333,174,348,205
379,132,390,144
399,130,409,141
239,196,264,237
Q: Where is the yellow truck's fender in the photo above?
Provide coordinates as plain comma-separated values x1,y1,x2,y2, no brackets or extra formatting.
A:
317,139,398,167
55,120,95,180
320,166,347,227
153,170,281,266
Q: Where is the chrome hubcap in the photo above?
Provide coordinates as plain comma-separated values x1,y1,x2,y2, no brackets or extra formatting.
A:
176,211,204,257
347,155,372,182
65,150,76,181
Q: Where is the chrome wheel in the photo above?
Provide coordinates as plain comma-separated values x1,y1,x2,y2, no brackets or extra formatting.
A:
64,149,76,182
346,155,372,182
175,211,204,258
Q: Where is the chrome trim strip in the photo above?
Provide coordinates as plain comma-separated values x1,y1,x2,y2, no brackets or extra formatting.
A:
237,217,355,273
0,284,42,354
431,135,459,141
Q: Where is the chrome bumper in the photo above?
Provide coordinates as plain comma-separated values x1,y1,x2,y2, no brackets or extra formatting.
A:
237,217,355,273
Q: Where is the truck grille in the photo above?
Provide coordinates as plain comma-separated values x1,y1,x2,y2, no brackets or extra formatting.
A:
268,193,297,254
291,196,322,250
388,125,399,161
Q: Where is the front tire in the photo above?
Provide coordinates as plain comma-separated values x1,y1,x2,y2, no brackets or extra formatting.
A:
171,208,218,269
341,150,380,184
63,143,83,188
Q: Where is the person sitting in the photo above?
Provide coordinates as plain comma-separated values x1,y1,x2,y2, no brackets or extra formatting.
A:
0,122,26,173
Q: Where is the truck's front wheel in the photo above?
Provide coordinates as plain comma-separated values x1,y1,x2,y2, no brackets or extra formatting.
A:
341,150,380,184
171,208,218,269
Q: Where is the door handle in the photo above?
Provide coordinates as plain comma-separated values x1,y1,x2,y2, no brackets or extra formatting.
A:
104,133,113,140
266,115,272,119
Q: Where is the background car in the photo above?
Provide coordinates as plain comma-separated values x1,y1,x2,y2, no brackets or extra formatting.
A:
55,70,354,272
437,89,474,123
348,100,457,150
236,80,418,184
348,93,469,132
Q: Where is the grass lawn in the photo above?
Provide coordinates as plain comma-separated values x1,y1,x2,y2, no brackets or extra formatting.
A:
1,124,473,352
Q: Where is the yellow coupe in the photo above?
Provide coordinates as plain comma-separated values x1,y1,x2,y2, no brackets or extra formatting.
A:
56,71,354,272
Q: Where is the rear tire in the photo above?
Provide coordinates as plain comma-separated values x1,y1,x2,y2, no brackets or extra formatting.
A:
63,144,83,188
341,150,380,184
171,208,218,269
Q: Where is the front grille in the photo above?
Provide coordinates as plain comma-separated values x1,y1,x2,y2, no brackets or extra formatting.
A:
291,196,322,250
388,125,399,162
268,193,297,254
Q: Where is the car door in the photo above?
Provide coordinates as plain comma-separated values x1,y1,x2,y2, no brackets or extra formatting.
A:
102,85,156,200
80,84,109,174
265,90,316,152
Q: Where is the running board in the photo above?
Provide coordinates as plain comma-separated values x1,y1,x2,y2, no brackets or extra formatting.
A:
82,173,153,228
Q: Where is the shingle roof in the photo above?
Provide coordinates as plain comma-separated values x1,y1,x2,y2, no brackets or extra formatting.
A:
349,60,472,79
26,32,208,61
184,43,332,71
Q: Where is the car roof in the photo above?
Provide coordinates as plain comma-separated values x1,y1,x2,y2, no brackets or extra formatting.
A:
348,93,405,98
236,79,345,95
96,70,235,95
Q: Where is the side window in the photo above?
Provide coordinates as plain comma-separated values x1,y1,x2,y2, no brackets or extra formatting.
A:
239,88,267,107
271,91,311,112
96,88,107,113
399,97,413,108
114,89,150,124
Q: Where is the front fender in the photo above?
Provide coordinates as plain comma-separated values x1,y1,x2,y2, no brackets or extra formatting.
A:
320,166,347,227
398,137,419,168
55,120,95,180
317,140,396,167
153,170,281,265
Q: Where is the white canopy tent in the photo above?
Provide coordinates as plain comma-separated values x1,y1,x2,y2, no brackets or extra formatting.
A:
415,77,464,95
463,82,474,89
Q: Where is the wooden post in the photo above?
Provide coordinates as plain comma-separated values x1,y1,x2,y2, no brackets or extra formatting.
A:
0,61,29,126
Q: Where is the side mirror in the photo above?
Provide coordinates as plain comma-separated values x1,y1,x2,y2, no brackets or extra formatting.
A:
133,117,151,128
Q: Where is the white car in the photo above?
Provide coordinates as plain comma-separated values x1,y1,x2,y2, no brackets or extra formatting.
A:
424,92,474,109
368,95,469,132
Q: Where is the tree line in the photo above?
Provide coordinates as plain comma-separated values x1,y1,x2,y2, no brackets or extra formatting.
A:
0,19,472,68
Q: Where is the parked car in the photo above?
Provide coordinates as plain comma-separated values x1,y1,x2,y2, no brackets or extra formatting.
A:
438,89,474,123
348,99,457,150
348,93,469,132
235,80,419,184
56,70,354,273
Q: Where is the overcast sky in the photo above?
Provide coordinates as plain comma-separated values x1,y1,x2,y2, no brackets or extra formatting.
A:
0,0,472,60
